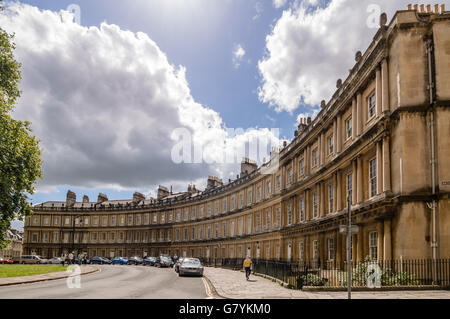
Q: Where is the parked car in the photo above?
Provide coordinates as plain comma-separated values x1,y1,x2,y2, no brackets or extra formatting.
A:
127,256,143,265
89,256,112,265
48,257,63,264
112,257,128,265
19,255,45,264
0,257,13,264
174,257,185,273
143,257,157,266
154,256,174,268
178,258,203,277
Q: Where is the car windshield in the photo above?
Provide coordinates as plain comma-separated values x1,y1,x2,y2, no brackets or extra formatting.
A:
182,258,200,265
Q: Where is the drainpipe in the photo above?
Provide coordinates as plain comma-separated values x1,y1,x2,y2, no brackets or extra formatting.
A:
426,37,438,282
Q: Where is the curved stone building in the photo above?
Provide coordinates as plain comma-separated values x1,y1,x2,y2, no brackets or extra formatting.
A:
24,8,450,263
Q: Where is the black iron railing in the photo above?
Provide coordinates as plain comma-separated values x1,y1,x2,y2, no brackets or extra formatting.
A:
199,257,450,289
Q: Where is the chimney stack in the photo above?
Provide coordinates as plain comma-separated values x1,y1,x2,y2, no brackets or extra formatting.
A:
66,190,76,207
407,4,412,10
240,158,257,177
420,4,425,13
441,4,446,13
157,186,170,200
97,193,108,203
132,192,145,203
82,195,89,203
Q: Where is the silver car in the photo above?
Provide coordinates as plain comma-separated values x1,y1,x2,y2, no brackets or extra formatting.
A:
178,258,203,277
48,257,63,264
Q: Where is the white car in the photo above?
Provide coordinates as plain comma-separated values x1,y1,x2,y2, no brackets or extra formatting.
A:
48,257,63,264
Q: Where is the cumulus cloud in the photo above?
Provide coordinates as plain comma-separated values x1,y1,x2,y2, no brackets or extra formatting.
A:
0,3,280,194
258,0,436,113
232,44,246,68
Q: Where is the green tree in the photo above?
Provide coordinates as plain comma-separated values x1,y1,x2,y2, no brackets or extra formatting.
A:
0,1,43,248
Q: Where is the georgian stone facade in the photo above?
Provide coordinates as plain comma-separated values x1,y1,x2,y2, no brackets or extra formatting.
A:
24,8,450,262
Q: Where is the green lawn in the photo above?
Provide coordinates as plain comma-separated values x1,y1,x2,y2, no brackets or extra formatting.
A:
0,265,68,278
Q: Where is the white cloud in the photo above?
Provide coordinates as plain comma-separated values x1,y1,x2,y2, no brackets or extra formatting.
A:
232,44,246,68
0,3,280,193
258,0,435,113
273,0,288,9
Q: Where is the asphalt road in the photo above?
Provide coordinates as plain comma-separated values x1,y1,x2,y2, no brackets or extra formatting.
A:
0,265,208,299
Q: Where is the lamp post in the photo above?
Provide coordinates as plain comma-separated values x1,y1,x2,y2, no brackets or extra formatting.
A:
346,194,352,300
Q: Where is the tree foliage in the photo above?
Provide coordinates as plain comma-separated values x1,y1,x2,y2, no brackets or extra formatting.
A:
0,1,43,247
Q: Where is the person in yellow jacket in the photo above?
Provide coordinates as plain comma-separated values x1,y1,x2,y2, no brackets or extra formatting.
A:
243,256,252,280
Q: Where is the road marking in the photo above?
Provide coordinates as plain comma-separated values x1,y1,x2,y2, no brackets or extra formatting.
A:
202,277,214,299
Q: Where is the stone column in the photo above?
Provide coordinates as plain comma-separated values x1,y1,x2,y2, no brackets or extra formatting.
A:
305,189,310,221
351,234,357,262
383,219,392,261
381,58,390,113
319,232,326,266
377,140,383,195
356,92,362,136
333,118,337,155
336,169,342,211
319,182,325,217
377,221,384,261
352,160,357,205
322,132,326,164
336,229,342,265
352,97,357,139
319,132,323,166
337,114,342,153
333,172,338,213
356,225,364,262
382,136,391,192
356,156,363,203
306,145,311,175
376,66,382,117
305,235,310,261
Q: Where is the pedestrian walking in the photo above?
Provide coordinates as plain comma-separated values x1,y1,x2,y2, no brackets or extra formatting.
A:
243,255,252,281
61,253,66,266
68,252,74,265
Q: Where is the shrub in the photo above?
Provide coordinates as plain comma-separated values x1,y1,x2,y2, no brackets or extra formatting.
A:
297,273,326,289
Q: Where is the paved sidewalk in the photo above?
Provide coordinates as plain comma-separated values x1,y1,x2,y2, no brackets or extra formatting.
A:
0,265,99,286
203,267,450,299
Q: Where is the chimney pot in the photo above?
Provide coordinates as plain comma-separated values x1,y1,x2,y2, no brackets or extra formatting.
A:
407,4,412,10
435,4,439,13
426,4,431,13
379,12,387,27
420,4,425,13
441,4,445,13
414,4,418,11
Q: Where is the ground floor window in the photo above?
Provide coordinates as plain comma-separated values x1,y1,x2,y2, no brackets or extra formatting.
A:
369,231,378,260
313,240,318,261
328,238,334,261
299,242,304,261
